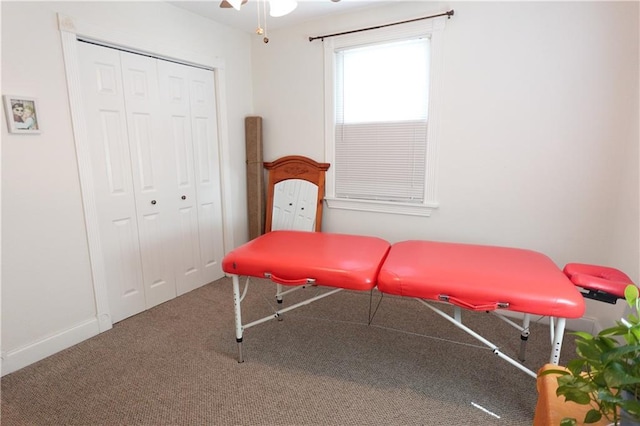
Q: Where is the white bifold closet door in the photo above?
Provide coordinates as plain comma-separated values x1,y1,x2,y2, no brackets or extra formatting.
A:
158,60,225,295
271,180,319,231
78,42,224,323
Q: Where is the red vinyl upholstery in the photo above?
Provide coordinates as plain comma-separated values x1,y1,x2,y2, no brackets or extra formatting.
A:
223,231,585,318
377,241,585,318
224,231,588,373
222,230,390,291
563,263,634,299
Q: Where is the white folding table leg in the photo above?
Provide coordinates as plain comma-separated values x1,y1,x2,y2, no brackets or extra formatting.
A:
489,312,531,361
275,283,285,321
417,298,537,378
243,288,343,330
453,306,462,322
276,283,284,304
231,274,245,363
518,314,531,362
549,317,566,365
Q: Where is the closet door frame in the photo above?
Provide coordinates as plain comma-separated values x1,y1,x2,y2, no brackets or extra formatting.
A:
58,13,234,332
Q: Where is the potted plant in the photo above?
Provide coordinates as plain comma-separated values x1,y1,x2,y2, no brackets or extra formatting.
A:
542,284,640,425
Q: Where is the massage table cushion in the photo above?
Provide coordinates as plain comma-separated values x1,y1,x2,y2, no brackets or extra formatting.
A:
222,230,391,291
563,263,635,304
378,240,585,318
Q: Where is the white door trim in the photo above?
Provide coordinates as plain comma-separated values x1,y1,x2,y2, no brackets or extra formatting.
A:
58,13,235,331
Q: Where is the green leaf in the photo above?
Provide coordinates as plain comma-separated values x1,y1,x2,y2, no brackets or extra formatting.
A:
603,361,640,387
558,386,592,405
627,313,640,324
595,336,619,350
539,368,570,377
575,340,603,361
566,358,587,375
601,345,640,364
557,379,593,396
584,409,603,423
625,284,639,308
620,397,640,418
596,388,622,403
560,418,577,426
574,331,595,340
599,325,627,337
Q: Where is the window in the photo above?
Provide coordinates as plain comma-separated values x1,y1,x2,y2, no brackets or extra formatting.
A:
324,17,447,216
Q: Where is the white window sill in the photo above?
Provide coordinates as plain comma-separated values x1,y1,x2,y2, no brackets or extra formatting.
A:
325,197,438,217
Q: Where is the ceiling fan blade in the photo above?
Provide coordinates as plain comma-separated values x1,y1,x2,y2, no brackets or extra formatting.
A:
220,0,248,8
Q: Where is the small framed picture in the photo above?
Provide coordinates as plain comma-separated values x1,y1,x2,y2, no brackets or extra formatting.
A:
3,95,41,134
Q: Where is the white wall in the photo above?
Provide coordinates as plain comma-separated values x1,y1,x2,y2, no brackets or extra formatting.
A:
1,0,638,375
1,1,253,375
252,2,639,328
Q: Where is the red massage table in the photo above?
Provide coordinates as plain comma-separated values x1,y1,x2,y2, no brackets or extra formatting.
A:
222,231,586,378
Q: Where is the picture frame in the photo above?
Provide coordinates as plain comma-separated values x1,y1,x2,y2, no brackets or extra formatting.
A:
3,95,41,134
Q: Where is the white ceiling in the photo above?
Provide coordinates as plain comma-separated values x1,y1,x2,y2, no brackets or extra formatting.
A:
169,0,394,34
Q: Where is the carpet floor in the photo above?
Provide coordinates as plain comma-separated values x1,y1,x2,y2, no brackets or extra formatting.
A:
1,277,578,425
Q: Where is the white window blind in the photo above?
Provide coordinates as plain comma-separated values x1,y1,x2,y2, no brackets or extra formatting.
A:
334,38,430,203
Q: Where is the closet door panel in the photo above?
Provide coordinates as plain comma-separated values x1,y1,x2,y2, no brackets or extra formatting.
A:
271,180,299,231
78,42,146,323
192,115,219,275
198,202,218,271
158,60,203,295
121,51,178,309
172,116,193,190
177,205,202,280
293,182,319,231
100,111,129,194
188,68,225,283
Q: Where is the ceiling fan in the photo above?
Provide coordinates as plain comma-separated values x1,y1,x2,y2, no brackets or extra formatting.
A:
220,0,341,43
220,0,341,17
221,0,294,17
219,0,248,9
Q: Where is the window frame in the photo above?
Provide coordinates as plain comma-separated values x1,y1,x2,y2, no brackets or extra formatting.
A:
323,16,447,217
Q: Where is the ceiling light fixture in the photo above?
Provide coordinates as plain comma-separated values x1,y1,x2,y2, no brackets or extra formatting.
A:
260,0,298,44
268,0,298,17
222,0,326,44
220,0,297,17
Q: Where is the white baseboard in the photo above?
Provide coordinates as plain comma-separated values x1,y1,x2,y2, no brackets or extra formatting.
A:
1,318,101,377
494,310,599,334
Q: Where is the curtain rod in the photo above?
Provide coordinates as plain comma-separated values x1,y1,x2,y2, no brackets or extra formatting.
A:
308,9,454,42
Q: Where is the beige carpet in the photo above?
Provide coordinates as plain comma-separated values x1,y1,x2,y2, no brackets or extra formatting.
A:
1,277,577,425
